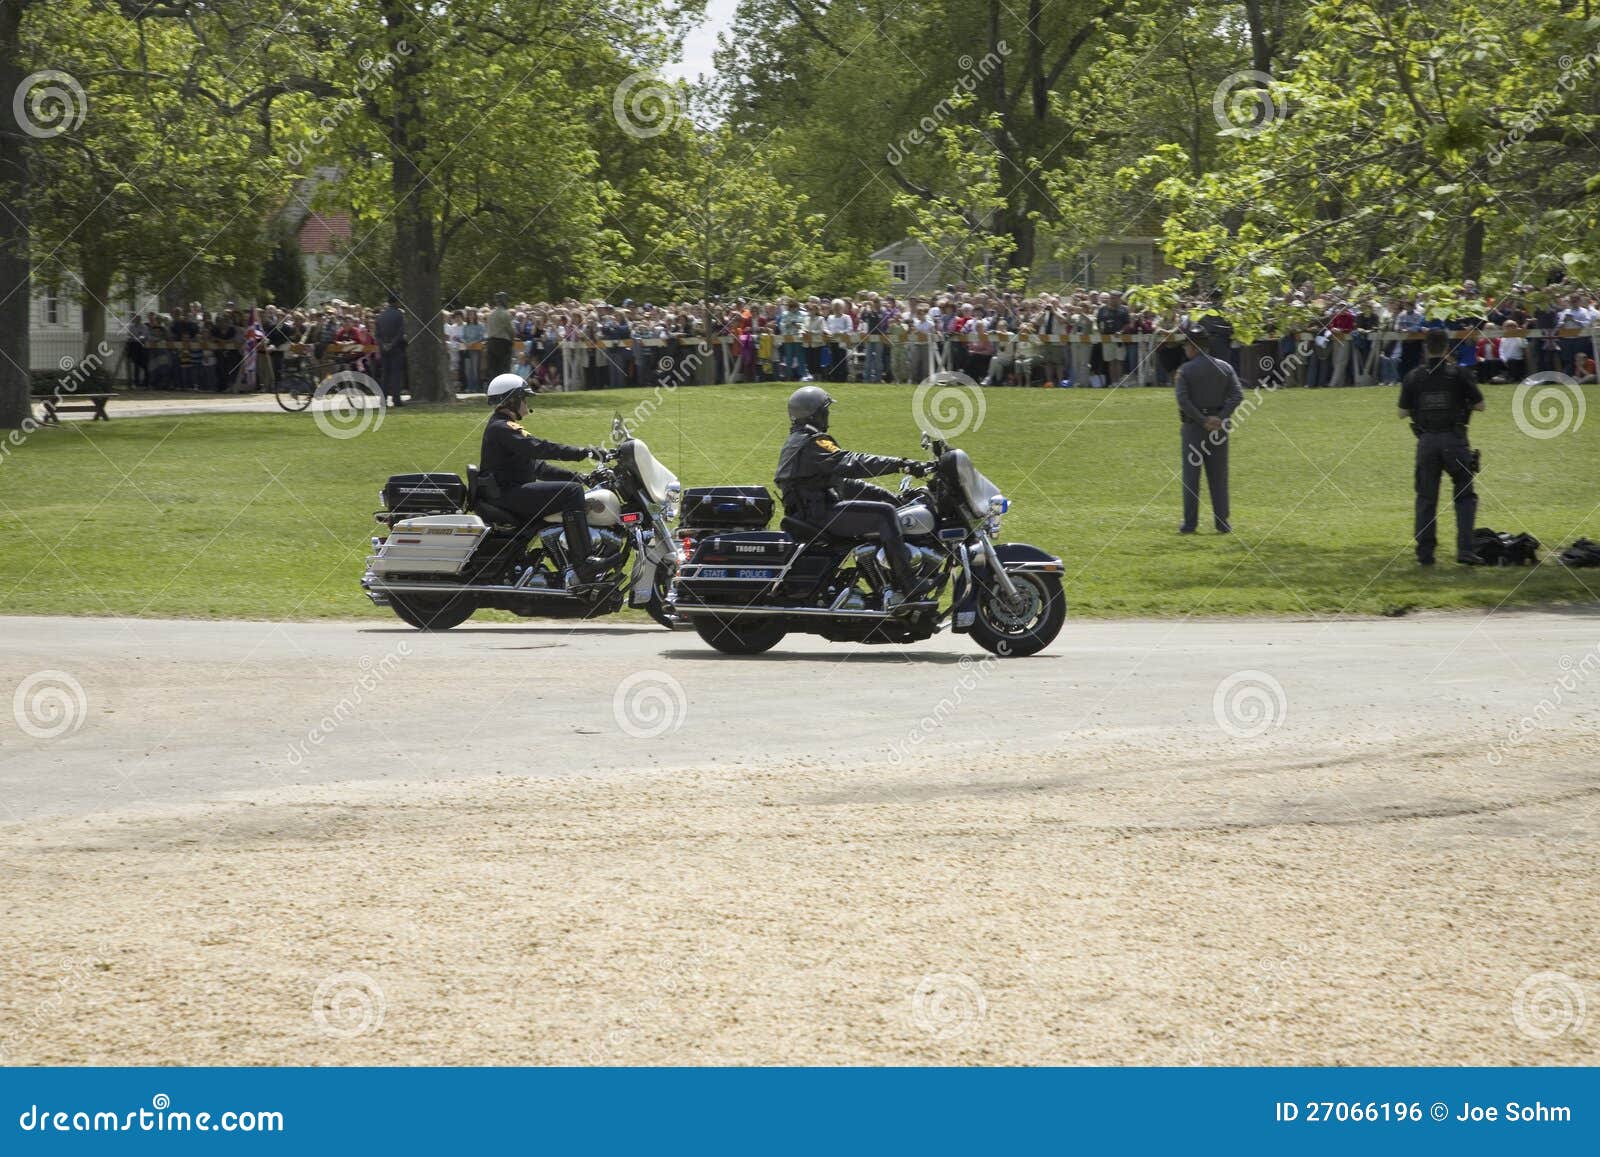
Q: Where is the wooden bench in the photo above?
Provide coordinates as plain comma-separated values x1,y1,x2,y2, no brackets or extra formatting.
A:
37,393,113,425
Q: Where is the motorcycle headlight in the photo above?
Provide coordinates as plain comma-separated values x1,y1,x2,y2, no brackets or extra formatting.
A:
666,481,682,503
988,494,1010,517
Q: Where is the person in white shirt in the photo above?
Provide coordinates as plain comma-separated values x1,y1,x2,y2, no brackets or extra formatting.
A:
824,298,854,383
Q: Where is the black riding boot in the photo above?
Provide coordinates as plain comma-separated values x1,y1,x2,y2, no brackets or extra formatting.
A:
562,510,602,583
884,542,936,602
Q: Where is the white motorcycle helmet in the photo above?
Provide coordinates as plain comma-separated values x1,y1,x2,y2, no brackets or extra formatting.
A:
487,373,530,403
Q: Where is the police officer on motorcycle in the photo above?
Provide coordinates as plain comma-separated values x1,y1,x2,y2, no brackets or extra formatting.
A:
775,385,935,601
1398,329,1486,566
481,373,608,581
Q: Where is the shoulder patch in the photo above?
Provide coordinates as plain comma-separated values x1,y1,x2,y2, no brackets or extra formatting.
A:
813,436,841,452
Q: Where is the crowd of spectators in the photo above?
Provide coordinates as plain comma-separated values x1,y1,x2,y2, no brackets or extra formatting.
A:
119,279,1600,395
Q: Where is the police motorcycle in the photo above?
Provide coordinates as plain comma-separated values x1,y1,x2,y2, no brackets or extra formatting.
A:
361,416,682,629
671,432,1066,656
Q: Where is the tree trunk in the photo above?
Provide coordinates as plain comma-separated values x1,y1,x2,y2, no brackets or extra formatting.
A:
385,2,449,402
0,0,36,429
81,253,114,367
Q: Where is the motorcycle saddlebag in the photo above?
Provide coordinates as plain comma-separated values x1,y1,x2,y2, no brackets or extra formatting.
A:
369,514,488,576
383,472,467,514
680,485,774,530
676,531,793,607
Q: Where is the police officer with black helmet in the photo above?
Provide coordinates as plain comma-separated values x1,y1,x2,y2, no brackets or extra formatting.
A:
480,373,608,582
1398,328,1486,566
775,385,935,602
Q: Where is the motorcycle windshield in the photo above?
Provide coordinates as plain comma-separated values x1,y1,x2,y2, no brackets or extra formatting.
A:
950,449,1002,520
622,438,679,505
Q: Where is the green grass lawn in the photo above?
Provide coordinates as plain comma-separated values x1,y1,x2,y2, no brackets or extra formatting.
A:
1,382,1597,620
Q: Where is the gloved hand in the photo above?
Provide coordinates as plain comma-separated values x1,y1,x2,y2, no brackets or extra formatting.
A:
902,459,932,477
584,445,612,461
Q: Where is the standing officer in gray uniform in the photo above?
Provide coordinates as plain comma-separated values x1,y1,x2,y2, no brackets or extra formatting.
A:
1398,328,1485,566
1175,325,1244,533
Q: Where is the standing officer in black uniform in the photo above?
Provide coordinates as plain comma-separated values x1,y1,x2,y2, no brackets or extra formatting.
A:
775,386,934,601
480,373,607,581
1399,328,1486,566
1175,325,1245,533
375,292,407,407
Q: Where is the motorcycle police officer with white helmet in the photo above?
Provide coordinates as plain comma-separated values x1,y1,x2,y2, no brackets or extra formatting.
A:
775,385,935,601
480,373,607,581
1399,328,1486,566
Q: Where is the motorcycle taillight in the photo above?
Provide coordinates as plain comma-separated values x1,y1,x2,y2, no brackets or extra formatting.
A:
677,533,695,561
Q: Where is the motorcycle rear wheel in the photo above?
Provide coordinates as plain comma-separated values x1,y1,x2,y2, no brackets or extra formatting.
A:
389,592,476,631
970,572,1064,657
693,616,786,655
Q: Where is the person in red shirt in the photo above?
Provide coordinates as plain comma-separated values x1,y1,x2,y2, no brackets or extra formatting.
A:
1326,301,1356,387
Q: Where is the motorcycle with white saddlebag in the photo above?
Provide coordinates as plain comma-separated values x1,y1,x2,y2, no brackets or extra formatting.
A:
361,417,682,629
672,432,1066,656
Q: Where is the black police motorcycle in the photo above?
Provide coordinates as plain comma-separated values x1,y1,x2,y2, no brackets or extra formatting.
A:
361,417,681,630
671,432,1066,656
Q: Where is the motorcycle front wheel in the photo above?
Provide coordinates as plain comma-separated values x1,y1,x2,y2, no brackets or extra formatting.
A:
388,592,476,631
693,616,786,655
970,572,1065,657
643,568,680,630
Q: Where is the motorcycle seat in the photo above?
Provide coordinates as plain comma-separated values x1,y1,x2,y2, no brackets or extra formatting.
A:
780,515,835,542
473,501,524,530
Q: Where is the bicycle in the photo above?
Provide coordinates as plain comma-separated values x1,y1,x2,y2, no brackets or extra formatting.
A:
274,351,382,413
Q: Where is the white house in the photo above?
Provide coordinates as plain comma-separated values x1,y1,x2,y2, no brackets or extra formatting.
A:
872,236,1176,294
28,285,86,371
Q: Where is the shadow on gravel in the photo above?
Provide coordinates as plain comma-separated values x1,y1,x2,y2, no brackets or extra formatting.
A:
357,626,668,636
658,648,1037,665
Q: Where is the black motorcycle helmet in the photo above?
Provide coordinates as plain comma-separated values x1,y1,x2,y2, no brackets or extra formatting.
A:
787,385,835,430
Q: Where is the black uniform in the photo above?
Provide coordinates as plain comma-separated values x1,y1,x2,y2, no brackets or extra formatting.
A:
1399,358,1484,564
375,304,407,404
775,422,919,585
479,408,590,527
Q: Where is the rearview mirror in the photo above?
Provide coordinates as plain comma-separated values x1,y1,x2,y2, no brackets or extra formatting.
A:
611,412,629,443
